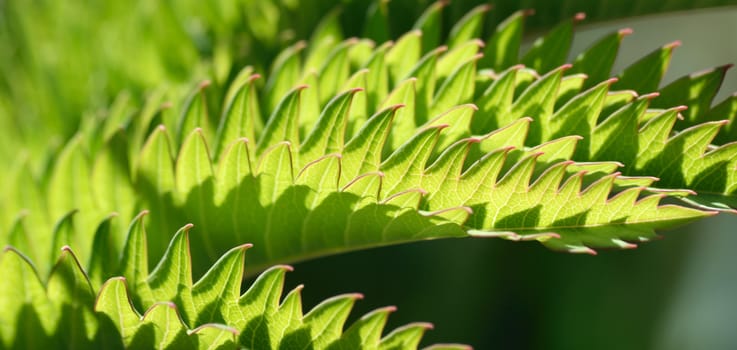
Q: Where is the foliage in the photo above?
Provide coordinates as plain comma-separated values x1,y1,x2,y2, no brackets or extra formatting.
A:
1,0,736,348
0,214,467,349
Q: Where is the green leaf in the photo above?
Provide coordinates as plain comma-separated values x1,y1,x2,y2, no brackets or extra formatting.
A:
510,65,570,145
522,13,583,73
103,227,466,349
318,39,357,104
191,244,251,325
473,65,521,134
379,323,433,350
549,78,615,159
94,277,140,348
146,225,195,325
385,30,422,85
436,40,483,81
363,0,390,44
431,55,480,116
87,214,120,289
119,211,154,310
214,73,262,159
0,247,54,349
404,46,447,124
651,64,732,126
91,130,135,224
362,41,392,113
328,306,394,349
175,129,216,258
382,78,417,151
257,86,306,154
447,4,491,49
613,41,680,94
47,135,99,253
413,0,445,53
570,28,631,88
46,246,97,348
176,82,213,147
480,10,530,72
381,125,443,198
265,42,306,113
6,5,736,322
705,93,737,145
3,161,50,252
300,88,362,165
305,7,344,71
342,105,402,182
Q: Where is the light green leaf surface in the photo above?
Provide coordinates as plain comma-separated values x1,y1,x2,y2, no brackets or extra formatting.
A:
0,224,463,349
2,2,737,349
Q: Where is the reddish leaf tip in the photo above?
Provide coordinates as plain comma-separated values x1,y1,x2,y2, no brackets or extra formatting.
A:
407,29,423,38
433,46,449,55
619,27,634,36
389,104,406,111
294,40,308,50
666,40,682,49
642,92,660,100
277,264,294,272
384,305,398,313
478,4,493,12
466,136,482,144
428,123,451,131
621,242,638,249
559,63,574,71
198,80,212,89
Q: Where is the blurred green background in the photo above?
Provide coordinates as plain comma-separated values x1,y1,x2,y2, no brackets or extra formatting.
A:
2,1,737,349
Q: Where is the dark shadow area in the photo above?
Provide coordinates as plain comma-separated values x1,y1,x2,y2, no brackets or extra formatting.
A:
283,218,703,350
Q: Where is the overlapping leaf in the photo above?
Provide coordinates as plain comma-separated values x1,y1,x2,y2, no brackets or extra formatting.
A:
1,2,736,349
4,2,735,274
0,216,467,350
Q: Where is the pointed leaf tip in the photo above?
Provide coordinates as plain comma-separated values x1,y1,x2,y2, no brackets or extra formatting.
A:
666,40,682,49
